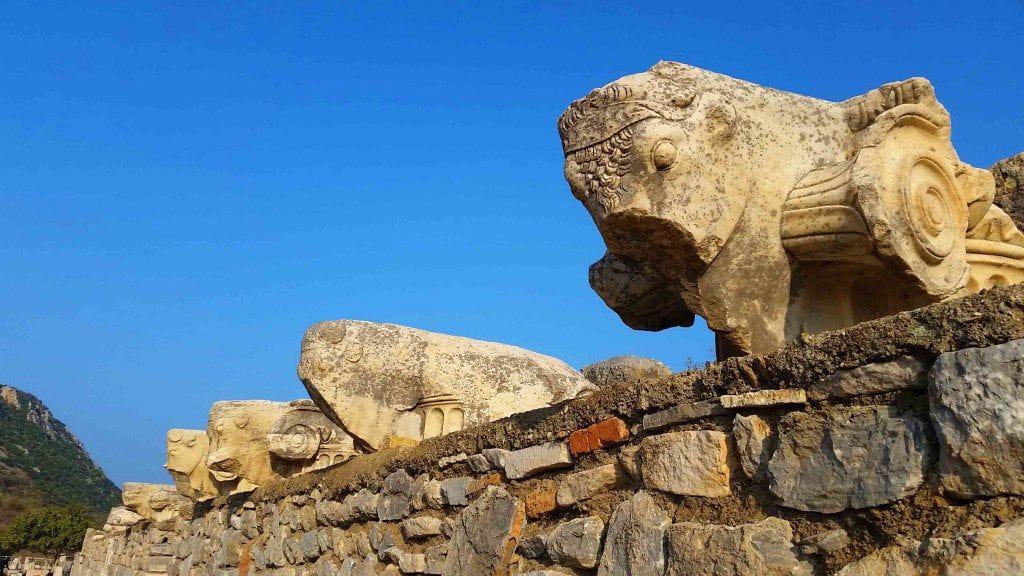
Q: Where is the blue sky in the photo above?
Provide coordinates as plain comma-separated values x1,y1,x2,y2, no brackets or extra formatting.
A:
2,1,1021,485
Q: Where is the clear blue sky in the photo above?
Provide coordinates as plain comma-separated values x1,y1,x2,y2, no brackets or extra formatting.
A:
2,1,1021,486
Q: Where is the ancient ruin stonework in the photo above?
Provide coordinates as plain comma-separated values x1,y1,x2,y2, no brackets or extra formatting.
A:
297,320,598,450
70,286,1024,576
559,61,1024,357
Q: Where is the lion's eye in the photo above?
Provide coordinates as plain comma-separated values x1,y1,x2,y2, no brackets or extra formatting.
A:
651,140,678,171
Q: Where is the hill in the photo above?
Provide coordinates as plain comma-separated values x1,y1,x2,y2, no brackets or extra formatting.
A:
0,385,120,526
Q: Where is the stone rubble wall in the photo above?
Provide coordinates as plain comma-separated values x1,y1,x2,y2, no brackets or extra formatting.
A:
71,286,1024,575
2,555,72,576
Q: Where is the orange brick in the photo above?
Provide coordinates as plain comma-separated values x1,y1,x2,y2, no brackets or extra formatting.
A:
525,488,558,518
568,417,630,457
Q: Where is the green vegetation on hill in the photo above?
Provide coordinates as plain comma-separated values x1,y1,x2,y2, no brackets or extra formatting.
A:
0,385,120,530
0,505,93,556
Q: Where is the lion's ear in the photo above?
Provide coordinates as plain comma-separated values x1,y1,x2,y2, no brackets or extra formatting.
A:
702,94,736,144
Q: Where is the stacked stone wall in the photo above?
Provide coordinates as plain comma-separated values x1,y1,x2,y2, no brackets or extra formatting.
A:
71,286,1024,575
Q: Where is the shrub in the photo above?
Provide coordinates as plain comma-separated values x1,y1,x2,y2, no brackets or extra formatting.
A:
0,504,92,555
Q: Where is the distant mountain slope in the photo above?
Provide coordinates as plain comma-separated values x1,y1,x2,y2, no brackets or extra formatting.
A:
0,385,120,525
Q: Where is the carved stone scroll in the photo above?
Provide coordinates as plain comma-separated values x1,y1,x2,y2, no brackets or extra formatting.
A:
559,61,1024,357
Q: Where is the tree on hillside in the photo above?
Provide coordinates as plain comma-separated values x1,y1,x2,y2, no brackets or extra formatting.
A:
0,505,93,556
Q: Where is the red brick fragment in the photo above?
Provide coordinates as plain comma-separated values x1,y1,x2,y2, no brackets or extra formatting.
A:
568,417,630,457
525,488,558,518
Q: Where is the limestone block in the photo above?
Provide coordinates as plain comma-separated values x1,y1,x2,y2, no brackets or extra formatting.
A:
297,320,598,450
797,528,849,555
665,517,811,575
555,464,619,507
103,507,144,530
638,430,731,497
440,477,470,507
808,355,928,401
929,339,1024,497
718,389,806,409
732,414,771,479
165,429,220,502
768,406,932,513
376,469,414,521
546,516,604,569
581,355,671,388
205,400,290,495
402,516,444,539
596,492,669,576
502,442,573,481
441,486,525,576
641,400,726,432
559,61,1022,358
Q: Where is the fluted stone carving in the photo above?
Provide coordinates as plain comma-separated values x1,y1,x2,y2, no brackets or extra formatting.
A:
297,320,598,450
559,61,1024,357
268,399,360,477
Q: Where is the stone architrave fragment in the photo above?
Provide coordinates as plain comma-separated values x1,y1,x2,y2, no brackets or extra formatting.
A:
808,355,928,401
929,339,1024,498
165,429,220,501
121,483,191,528
559,61,1024,359
665,517,812,575
267,400,360,478
596,492,669,576
205,400,290,495
638,430,731,497
297,320,597,450
768,406,932,513
441,486,525,576
732,414,771,479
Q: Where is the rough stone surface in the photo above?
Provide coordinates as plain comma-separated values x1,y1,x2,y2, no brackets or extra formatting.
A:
581,356,671,388
719,389,806,409
442,486,525,576
808,355,928,401
596,492,669,576
638,430,731,497
440,477,471,507
503,442,573,481
798,529,849,556
546,516,604,569
641,400,726,432
768,406,932,513
732,414,771,479
556,464,619,507
665,517,811,576
402,516,444,540
297,320,597,450
929,339,1024,498
376,469,414,521
993,152,1024,231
